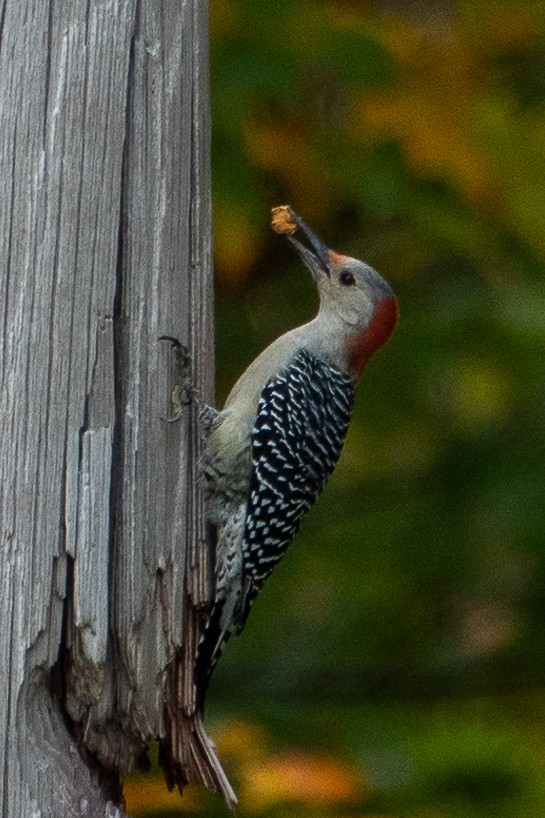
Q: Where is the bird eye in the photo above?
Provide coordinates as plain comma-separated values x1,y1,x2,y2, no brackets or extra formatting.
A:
339,271,355,286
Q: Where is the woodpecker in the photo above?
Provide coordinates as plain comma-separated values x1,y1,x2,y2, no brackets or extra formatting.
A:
196,208,398,707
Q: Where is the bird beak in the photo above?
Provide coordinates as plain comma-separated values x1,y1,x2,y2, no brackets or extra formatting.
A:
286,210,331,279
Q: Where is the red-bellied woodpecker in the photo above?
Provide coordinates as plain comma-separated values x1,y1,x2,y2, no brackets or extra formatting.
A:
196,208,398,707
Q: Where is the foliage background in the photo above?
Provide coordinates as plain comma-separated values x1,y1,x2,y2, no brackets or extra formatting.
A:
127,1,545,815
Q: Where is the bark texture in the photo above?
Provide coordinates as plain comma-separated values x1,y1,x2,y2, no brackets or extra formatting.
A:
0,1,234,814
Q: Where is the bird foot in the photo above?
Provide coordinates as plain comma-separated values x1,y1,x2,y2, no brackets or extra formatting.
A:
158,336,195,423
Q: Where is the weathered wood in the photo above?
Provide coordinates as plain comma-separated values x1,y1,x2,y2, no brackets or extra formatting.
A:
0,1,234,814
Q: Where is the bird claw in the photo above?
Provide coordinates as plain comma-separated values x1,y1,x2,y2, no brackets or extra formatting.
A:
158,336,195,423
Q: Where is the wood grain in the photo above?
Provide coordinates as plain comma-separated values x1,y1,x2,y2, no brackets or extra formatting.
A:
0,1,233,813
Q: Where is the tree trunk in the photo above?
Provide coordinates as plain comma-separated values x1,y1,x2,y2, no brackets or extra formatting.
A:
0,1,235,814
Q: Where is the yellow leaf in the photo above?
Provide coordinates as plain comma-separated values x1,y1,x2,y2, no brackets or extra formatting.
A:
214,208,262,283
123,777,201,815
213,717,270,764
239,750,367,811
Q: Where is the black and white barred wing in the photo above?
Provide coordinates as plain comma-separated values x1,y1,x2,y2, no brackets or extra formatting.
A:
243,348,354,597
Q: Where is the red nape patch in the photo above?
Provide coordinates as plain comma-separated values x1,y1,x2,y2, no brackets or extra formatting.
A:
348,297,399,377
329,250,348,264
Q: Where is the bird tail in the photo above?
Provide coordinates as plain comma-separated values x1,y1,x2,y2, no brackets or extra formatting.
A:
194,600,234,712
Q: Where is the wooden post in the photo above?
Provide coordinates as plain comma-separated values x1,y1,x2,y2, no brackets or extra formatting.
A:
0,1,235,814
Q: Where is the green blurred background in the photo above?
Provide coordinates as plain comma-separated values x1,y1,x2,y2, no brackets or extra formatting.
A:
127,1,545,815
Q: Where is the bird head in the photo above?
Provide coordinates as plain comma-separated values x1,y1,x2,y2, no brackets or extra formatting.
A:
286,211,399,376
